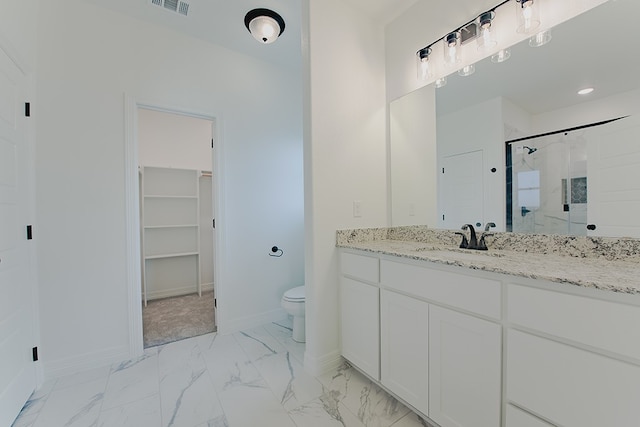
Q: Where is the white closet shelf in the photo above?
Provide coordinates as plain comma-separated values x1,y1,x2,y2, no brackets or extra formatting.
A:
143,195,198,199
145,252,199,260
141,165,202,306
144,224,198,229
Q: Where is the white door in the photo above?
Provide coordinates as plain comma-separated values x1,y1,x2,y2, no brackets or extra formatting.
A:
0,47,37,425
440,150,484,230
587,115,640,237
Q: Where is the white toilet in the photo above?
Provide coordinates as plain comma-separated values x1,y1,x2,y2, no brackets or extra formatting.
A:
281,286,305,343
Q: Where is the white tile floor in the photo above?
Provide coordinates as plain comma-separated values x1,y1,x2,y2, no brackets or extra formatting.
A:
12,319,431,427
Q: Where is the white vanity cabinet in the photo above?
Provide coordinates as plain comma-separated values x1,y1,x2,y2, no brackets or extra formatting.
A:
339,251,380,381
380,288,429,415
380,258,502,427
506,283,640,427
339,244,640,427
429,305,501,427
340,251,503,426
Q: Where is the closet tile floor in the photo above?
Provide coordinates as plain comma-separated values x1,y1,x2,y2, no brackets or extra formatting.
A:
12,319,431,427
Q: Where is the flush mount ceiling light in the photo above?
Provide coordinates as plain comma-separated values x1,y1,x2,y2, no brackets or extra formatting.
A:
578,87,594,95
244,8,285,44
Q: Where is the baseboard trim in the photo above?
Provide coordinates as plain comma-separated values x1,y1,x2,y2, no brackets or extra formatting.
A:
145,285,213,301
42,345,130,380
304,349,344,377
217,308,287,335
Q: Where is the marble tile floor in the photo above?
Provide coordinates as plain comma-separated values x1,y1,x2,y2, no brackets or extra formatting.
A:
12,318,431,427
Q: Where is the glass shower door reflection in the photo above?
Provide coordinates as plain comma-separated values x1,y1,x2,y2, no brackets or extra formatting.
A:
508,131,587,235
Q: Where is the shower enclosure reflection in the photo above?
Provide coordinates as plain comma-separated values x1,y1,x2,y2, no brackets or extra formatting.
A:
506,115,640,237
507,128,588,235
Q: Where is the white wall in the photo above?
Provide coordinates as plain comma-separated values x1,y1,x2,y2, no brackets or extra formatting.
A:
304,0,388,374
138,108,212,172
0,0,38,72
389,85,438,226
36,0,303,377
533,89,640,134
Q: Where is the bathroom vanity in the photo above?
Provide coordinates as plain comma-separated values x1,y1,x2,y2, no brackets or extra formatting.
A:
337,227,640,427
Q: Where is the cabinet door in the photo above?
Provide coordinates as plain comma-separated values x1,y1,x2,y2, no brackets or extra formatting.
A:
380,289,429,415
429,305,501,427
341,277,379,380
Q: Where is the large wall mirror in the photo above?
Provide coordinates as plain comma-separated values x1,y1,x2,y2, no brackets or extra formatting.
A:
390,0,640,238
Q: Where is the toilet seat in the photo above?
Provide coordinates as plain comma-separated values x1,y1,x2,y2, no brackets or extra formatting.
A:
283,286,305,302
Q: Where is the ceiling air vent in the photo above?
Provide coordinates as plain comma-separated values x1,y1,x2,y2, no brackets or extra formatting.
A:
149,0,190,17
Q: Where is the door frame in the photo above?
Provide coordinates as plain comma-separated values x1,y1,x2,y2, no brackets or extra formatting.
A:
123,95,224,356
0,36,40,426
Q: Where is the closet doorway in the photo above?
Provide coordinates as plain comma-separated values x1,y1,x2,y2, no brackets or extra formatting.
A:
138,107,216,347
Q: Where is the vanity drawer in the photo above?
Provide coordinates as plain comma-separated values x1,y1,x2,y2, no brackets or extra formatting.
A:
380,259,501,319
508,284,640,360
507,329,640,427
340,251,380,283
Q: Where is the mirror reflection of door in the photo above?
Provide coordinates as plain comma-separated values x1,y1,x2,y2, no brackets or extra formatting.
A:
440,150,484,230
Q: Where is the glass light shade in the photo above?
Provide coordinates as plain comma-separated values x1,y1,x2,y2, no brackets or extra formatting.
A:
443,32,461,67
516,0,541,34
529,29,552,47
458,64,475,77
435,77,447,88
248,15,281,44
491,48,511,63
477,12,497,51
416,48,432,81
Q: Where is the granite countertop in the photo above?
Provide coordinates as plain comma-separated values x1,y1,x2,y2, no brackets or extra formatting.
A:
337,227,640,295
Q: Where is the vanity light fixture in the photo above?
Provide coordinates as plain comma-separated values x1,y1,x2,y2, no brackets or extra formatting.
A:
244,8,285,44
516,0,541,34
578,87,594,95
435,76,447,88
444,31,462,67
477,11,497,51
491,48,511,63
458,64,476,77
416,47,433,81
529,29,552,47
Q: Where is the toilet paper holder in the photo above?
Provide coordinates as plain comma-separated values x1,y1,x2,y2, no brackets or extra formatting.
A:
269,246,283,257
